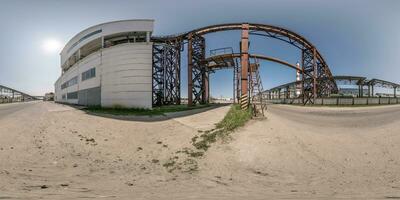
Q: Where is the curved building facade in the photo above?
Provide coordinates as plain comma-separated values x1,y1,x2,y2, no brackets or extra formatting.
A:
55,19,154,108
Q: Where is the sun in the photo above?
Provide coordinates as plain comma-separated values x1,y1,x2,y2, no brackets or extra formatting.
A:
42,39,62,54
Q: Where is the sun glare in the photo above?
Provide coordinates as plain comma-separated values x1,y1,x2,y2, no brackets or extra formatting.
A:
42,39,62,54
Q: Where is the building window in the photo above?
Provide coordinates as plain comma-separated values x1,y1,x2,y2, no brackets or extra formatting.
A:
67,92,78,99
61,76,78,89
104,32,147,48
82,68,96,81
62,94,66,100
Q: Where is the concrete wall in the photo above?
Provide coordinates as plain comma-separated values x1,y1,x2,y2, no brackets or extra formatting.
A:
54,64,79,105
100,43,152,109
78,87,101,106
55,20,154,109
55,51,101,105
55,43,152,108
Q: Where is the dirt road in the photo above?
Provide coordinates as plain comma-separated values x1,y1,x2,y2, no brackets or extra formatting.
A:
0,102,36,120
1,102,400,199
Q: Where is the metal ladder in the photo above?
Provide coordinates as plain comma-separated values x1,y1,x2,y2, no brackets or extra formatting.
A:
233,58,241,103
249,58,267,117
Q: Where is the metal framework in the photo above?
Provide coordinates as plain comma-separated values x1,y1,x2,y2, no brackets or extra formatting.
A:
152,40,181,106
188,34,207,105
151,23,338,107
249,58,267,116
267,76,400,99
0,84,36,103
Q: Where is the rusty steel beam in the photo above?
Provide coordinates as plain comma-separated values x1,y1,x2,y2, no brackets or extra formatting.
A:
250,54,301,71
152,22,339,106
202,72,209,103
152,23,337,92
240,24,249,109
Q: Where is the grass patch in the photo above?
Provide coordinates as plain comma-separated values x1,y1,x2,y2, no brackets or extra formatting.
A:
215,104,253,132
85,104,210,116
163,159,176,168
162,104,252,173
192,104,252,151
176,148,204,158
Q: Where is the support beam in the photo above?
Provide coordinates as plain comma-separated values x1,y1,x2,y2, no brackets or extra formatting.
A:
202,71,209,103
187,34,206,105
301,52,305,104
232,59,241,103
368,85,371,97
187,36,193,106
233,69,236,103
361,85,364,97
240,23,249,109
146,32,150,43
312,48,317,103
371,85,374,97
152,41,181,106
286,86,290,99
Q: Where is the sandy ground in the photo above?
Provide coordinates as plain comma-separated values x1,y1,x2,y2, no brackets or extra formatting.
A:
1,102,400,199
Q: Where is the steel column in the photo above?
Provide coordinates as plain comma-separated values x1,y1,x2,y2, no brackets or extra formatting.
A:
368,85,371,97
202,71,209,103
371,85,374,97
152,41,181,106
240,23,249,109
286,86,290,99
188,36,193,106
188,34,206,106
312,48,317,103
301,52,305,104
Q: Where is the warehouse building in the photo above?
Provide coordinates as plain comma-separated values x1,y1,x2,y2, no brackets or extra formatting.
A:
55,19,154,108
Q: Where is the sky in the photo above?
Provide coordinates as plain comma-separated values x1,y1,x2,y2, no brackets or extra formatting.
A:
0,0,399,97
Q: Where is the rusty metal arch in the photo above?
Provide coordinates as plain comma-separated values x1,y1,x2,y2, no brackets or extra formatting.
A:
152,23,338,106
153,23,329,68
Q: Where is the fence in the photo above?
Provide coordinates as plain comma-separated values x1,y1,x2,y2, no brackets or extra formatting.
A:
267,97,400,106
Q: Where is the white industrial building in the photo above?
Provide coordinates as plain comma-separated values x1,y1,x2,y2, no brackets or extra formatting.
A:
55,19,154,109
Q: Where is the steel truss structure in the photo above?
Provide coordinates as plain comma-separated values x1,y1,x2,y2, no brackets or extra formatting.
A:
0,84,36,103
188,34,207,105
152,40,181,106
267,76,400,99
152,23,338,107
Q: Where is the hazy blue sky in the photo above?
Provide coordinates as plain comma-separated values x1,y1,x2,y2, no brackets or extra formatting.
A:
0,0,399,97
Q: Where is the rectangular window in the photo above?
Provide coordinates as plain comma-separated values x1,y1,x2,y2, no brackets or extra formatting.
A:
104,31,147,48
61,76,78,89
62,94,66,100
67,92,78,99
82,68,96,81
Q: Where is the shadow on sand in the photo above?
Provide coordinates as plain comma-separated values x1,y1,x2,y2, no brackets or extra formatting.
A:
62,103,230,122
